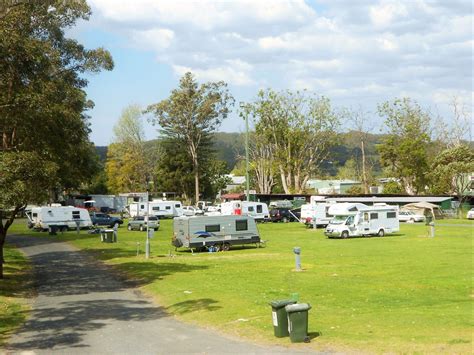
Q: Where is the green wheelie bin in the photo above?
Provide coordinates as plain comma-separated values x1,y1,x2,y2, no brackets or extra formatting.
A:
269,299,296,337
285,303,311,343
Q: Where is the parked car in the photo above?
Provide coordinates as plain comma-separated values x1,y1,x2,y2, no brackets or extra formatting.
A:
467,208,474,220
270,208,299,222
182,206,204,216
127,216,160,231
100,206,117,213
398,211,425,223
89,212,123,228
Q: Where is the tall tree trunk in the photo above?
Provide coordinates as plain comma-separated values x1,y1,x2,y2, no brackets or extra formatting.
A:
279,166,289,194
194,160,199,204
0,235,4,279
361,139,369,194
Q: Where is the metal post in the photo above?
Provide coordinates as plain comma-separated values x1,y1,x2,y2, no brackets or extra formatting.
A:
293,247,301,271
145,184,150,259
245,112,250,202
429,222,435,237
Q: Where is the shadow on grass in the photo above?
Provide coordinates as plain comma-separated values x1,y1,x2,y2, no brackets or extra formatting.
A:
166,298,221,315
308,331,322,340
6,299,167,351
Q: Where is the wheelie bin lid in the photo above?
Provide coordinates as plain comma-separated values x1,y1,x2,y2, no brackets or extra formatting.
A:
269,299,296,309
285,303,311,313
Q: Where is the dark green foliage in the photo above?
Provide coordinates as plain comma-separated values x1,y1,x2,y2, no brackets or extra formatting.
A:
382,181,405,194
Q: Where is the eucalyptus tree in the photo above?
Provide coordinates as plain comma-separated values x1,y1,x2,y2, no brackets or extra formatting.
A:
146,72,234,203
377,98,431,195
0,0,113,278
241,89,339,194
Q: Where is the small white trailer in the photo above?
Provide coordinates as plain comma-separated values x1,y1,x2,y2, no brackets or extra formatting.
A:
324,203,399,238
26,206,92,231
172,215,261,251
220,200,270,222
127,200,183,218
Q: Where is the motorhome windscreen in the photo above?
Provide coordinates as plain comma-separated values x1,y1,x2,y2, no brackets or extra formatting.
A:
205,224,220,232
331,215,347,224
236,219,248,231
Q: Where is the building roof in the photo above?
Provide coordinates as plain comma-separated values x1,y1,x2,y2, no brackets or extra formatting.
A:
325,196,452,203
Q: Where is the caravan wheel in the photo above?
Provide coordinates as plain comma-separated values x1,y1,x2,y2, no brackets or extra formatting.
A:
222,243,231,251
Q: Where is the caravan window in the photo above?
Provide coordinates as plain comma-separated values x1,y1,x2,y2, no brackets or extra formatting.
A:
248,206,254,212
165,206,171,210
175,204,181,208
152,206,160,211
141,204,145,209
387,212,397,219
32,213,38,218
370,212,378,219
205,224,220,233
256,205,263,213
72,211,80,219
236,219,248,231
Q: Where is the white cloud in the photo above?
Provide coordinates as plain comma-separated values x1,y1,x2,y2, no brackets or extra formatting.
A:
84,0,472,115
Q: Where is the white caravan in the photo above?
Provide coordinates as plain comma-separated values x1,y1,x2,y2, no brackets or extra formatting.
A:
220,200,270,222
26,206,92,231
127,200,183,218
172,215,261,251
324,203,399,238
300,202,335,227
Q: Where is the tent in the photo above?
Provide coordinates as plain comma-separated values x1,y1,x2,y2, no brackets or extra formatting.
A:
401,202,443,219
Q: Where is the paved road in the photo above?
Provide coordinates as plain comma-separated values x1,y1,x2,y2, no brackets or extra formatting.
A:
5,235,314,354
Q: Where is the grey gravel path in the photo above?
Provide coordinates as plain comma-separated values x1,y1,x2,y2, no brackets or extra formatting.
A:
5,235,316,354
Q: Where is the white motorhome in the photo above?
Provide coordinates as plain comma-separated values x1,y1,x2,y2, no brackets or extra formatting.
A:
172,215,261,251
324,203,399,238
220,201,270,222
26,206,92,231
127,200,183,218
300,202,335,227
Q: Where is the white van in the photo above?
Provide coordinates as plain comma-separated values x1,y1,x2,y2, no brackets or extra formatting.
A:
26,206,92,231
128,200,183,218
324,203,399,238
220,201,270,222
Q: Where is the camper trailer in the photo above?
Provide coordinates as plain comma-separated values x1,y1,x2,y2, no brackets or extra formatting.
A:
172,215,261,251
324,203,399,238
26,206,93,231
300,201,335,227
128,200,183,218
220,201,270,222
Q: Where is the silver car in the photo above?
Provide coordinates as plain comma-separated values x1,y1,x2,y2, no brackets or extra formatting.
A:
127,216,160,231
398,211,425,223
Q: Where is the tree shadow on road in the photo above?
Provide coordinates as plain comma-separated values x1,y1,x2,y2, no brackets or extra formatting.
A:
6,298,167,351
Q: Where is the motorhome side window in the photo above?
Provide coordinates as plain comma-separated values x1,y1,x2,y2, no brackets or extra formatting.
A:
175,204,180,208
152,207,160,211
32,213,38,217
248,206,254,212
236,219,248,231
387,212,396,219
141,205,145,209
205,224,220,233
165,206,171,210
72,211,80,219
370,213,378,219
256,205,262,213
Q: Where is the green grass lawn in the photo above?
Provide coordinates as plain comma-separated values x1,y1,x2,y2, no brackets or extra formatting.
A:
0,244,32,347
7,218,474,352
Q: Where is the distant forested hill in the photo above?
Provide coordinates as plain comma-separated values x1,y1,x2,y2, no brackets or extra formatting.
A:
95,131,385,176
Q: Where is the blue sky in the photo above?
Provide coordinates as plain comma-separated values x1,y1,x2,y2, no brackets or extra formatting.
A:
70,0,473,146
